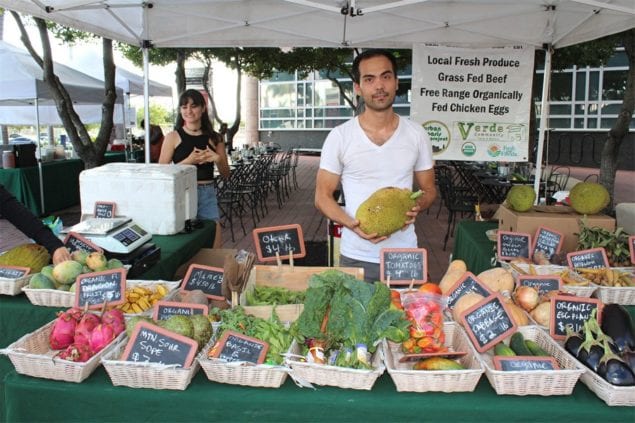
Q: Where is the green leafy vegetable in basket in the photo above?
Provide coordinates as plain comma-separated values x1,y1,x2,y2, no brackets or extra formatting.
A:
246,285,306,305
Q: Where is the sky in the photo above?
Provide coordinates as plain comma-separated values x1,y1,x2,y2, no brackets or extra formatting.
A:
2,15,240,122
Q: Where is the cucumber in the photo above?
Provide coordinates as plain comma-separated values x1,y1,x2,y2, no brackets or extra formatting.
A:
509,332,533,356
494,342,516,356
525,339,550,356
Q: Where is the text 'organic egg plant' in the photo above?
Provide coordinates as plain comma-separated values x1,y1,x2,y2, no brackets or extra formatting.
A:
569,182,610,215
355,187,423,237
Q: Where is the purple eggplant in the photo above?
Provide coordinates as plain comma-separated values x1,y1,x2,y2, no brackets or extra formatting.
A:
600,303,635,353
577,320,605,372
622,350,635,375
564,326,584,357
596,339,635,386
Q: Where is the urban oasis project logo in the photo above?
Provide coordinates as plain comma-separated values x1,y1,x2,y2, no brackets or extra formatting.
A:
422,120,451,154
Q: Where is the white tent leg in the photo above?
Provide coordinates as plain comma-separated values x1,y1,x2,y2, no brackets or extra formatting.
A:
143,46,150,164
34,97,45,215
533,46,552,204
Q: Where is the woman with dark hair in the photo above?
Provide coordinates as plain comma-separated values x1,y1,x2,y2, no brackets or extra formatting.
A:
159,89,230,248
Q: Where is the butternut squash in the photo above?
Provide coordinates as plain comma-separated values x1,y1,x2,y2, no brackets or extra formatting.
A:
439,259,468,294
477,267,514,294
505,301,529,326
452,292,485,323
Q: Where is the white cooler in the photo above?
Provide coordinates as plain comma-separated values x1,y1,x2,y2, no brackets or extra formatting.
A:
79,163,197,235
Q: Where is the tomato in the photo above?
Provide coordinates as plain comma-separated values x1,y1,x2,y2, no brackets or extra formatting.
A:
418,282,442,295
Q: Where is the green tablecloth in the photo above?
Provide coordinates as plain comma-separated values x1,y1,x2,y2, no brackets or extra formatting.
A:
452,220,499,274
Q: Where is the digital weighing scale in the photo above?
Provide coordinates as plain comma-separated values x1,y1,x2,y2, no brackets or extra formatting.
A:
65,217,152,254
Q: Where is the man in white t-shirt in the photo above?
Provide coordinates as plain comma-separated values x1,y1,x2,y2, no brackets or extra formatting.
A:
315,49,437,282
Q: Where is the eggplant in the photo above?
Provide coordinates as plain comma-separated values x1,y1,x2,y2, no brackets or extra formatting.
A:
576,320,604,372
564,326,584,357
622,350,635,375
600,303,635,353
596,339,635,387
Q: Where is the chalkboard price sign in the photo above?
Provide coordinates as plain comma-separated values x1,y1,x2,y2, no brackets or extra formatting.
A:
497,231,531,261
63,232,103,254
446,272,493,309
122,321,198,368
459,294,518,353
209,330,268,364
566,248,609,269
94,201,116,218
180,264,225,300
380,248,427,284
252,224,306,262
549,295,602,340
628,235,634,265
0,265,30,279
532,226,564,261
74,268,126,309
153,301,209,321
493,356,559,371
517,275,562,296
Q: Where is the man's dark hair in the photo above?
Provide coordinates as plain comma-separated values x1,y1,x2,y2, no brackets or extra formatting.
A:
352,49,398,84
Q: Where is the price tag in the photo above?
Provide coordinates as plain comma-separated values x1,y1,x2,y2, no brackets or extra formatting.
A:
532,226,564,261
209,330,268,364
63,232,103,254
628,235,634,265
74,268,126,309
94,201,116,218
180,264,225,300
549,295,602,340
252,224,306,262
567,248,609,269
517,275,561,296
122,321,198,368
446,271,493,309
459,294,518,353
0,265,30,279
493,356,559,371
153,301,209,321
497,231,531,261
380,248,427,284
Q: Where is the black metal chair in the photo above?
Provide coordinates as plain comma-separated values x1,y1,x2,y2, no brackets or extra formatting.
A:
437,170,478,250
546,166,570,198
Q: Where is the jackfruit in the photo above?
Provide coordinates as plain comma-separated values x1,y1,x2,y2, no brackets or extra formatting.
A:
569,182,610,215
0,243,50,273
355,187,423,237
505,185,536,212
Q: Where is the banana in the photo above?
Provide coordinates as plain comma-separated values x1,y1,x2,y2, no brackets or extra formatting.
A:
130,303,143,313
132,287,150,295
137,297,151,310
155,284,168,296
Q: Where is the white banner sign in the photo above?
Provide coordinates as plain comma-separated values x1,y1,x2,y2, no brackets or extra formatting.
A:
410,45,534,162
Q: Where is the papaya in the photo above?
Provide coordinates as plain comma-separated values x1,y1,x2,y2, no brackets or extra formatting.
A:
0,243,50,273
29,273,56,289
413,357,464,370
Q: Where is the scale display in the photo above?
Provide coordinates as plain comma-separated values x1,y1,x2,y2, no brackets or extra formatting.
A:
66,218,151,254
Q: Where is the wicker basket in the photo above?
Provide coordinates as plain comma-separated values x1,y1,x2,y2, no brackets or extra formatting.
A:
0,320,122,383
285,341,384,390
592,285,635,305
384,322,484,393
198,354,289,389
578,362,635,406
0,274,31,296
22,279,179,309
478,325,586,395
500,262,596,297
101,336,200,390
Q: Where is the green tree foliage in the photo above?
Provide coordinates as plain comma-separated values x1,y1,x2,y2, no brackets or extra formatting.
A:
136,104,172,127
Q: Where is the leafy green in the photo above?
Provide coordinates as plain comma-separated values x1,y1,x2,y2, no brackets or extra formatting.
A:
246,285,305,305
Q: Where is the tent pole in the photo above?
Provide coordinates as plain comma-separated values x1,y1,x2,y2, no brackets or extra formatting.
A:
533,46,552,204
143,46,150,164
34,97,46,216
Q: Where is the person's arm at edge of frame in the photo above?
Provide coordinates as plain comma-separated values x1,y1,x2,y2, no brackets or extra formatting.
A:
314,169,387,244
404,167,438,227
0,185,71,264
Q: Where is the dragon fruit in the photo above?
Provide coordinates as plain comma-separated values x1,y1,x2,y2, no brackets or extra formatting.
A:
49,309,82,350
89,323,115,353
58,343,94,362
101,309,125,336
74,313,101,345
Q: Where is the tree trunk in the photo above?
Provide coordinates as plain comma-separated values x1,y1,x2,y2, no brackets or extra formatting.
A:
600,29,635,211
175,50,186,95
227,61,242,147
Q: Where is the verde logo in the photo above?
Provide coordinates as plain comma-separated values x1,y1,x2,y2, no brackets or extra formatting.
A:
457,122,474,140
461,143,476,157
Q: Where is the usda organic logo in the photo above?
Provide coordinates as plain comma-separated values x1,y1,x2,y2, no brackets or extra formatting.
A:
422,120,450,154
461,143,476,157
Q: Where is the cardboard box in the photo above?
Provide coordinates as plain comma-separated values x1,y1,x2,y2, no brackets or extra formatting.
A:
497,204,615,253
79,163,197,235
174,248,238,280
239,264,364,322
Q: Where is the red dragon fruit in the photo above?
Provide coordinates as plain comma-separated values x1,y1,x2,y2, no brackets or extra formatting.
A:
58,343,94,362
89,323,116,353
49,309,82,350
74,313,101,345
101,309,125,336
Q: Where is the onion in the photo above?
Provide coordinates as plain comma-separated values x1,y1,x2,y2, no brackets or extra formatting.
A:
513,285,540,312
530,302,551,327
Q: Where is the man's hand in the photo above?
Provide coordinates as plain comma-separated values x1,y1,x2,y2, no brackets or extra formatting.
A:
350,219,388,244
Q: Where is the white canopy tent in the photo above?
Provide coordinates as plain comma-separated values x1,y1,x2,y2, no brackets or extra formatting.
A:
0,0,633,187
